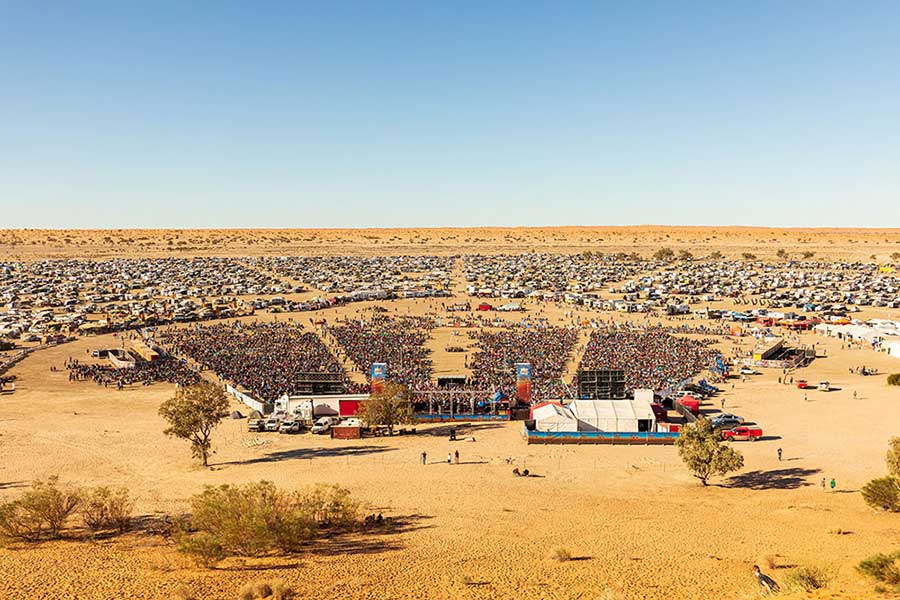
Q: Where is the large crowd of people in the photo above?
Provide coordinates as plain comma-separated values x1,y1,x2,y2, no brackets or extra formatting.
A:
157,321,352,400
66,357,200,389
577,328,718,392
327,316,434,388
468,327,579,400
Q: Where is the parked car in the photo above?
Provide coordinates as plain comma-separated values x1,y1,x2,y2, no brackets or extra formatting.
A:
796,380,809,389
818,381,831,392
711,413,744,429
247,417,265,432
264,416,282,432
311,416,337,434
278,420,301,434
722,426,763,441
739,367,759,375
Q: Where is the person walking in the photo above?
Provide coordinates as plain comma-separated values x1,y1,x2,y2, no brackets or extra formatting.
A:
447,453,452,465
830,478,836,492
454,450,460,464
853,390,858,400
777,447,782,461
821,477,826,491
421,451,427,465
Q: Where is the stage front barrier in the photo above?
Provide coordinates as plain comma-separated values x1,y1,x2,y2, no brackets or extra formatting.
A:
416,413,510,422
523,426,680,445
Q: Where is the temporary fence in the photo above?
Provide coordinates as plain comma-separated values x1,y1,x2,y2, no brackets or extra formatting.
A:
523,426,679,445
417,413,510,423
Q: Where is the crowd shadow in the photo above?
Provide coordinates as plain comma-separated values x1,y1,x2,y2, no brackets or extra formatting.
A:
219,445,398,466
420,423,505,437
307,513,434,558
726,467,821,490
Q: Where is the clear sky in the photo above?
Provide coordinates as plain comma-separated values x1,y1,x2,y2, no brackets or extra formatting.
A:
1,2,899,228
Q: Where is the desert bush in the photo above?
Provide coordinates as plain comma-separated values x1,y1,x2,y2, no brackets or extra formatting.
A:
887,373,900,387
176,481,359,565
0,476,81,541
653,247,674,261
858,551,900,588
551,547,572,562
238,580,294,600
861,477,900,512
741,252,757,260
782,565,832,592
81,486,134,533
176,530,226,568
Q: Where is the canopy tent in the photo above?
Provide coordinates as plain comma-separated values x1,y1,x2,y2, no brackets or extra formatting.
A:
569,398,657,433
530,402,578,432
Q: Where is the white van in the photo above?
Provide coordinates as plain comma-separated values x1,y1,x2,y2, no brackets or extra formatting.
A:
311,416,337,434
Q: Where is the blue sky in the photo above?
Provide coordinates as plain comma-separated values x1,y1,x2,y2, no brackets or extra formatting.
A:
1,2,899,228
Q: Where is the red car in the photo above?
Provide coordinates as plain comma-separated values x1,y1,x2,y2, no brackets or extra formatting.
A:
722,426,763,441
796,380,809,389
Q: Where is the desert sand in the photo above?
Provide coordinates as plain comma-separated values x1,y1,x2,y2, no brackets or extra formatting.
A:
3,226,900,260
1,230,900,600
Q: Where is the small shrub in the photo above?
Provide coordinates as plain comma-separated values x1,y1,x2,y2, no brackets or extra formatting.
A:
176,481,359,564
176,530,225,568
551,547,572,562
887,373,900,387
237,580,294,600
653,247,674,261
81,486,133,533
173,586,195,600
861,477,900,512
741,252,757,260
782,565,832,592
0,476,81,541
858,551,900,588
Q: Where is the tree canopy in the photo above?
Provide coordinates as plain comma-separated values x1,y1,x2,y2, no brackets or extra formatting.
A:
675,418,744,485
159,381,229,467
356,381,413,434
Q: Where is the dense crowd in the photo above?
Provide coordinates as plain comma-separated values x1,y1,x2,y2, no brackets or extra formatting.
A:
157,321,352,400
468,327,578,400
327,316,434,388
577,328,718,392
66,357,200,389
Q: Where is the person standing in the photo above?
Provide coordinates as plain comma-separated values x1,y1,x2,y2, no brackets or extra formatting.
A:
830,478,836,492
447,452,452,465
454,450,460,464
421,451,427,465
777,447,782,461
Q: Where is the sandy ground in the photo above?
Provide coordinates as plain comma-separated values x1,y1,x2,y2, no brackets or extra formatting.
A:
3,226,900,260
2,288,900,599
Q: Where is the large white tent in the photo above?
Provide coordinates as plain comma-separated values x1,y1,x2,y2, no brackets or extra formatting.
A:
530,402,579,432
569,398,656,433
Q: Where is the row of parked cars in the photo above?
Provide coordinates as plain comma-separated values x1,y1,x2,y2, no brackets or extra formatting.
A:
247,414,361,435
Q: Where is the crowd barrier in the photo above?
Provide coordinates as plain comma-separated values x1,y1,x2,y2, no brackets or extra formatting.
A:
0,338,73,376
524,427,680,445
416,413,510,423
225,383,271,415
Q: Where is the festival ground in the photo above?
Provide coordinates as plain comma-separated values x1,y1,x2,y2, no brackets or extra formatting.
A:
2,292,899,600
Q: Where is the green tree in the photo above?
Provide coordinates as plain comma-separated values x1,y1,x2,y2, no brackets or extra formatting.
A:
159,382,229,467
675,419,744,485
357,381,414,434
861,477,900,512
653,247,675,261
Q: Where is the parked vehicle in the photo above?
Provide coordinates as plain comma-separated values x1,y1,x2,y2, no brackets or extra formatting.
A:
739,367,759,375
818,381,831,392
339,417,363,428
278,420,301,434
722,426,763,441
247,417,265,432
264,416,282,432
711,413,745,429
796,380,809,389
311,416,337,434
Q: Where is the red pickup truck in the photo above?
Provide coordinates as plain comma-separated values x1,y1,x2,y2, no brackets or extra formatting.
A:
722,426,763,441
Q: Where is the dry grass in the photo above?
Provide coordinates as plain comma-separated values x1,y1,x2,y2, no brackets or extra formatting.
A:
551,547,573,562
